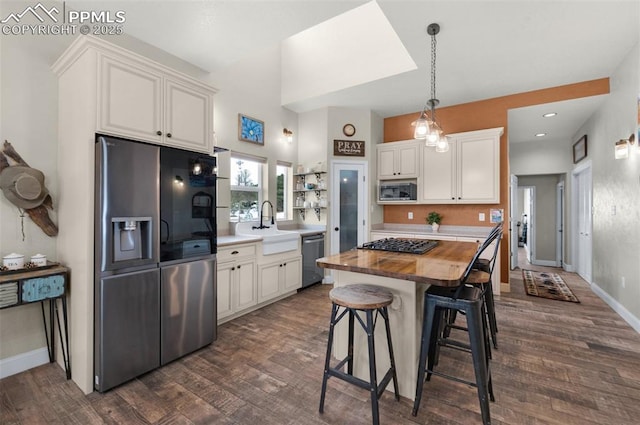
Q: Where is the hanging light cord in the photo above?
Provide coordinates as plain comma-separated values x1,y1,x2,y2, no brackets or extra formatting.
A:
429,29,437,120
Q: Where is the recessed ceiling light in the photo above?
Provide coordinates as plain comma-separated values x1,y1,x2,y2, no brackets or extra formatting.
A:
535,133,547,137
542,112,557,118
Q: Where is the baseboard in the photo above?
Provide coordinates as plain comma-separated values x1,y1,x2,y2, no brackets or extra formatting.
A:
591,281,640,334
531,259,559,267
0,347,49,379
322,275,334,284
563,262,575,272
500,281,511,293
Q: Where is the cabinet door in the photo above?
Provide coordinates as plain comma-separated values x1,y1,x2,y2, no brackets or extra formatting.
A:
421,144,456,203
282,257,302,292
235,259,257,310
397,144,419,178
377,146,397,179
216,261,234,319
457,136,499,203
164,77,213,153
257,262,281,302
99,55,163,143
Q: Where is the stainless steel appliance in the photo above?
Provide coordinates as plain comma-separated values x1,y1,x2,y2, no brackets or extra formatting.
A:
359,238,438,254
95,135,217,392
378,181,417,201
301,233,325,288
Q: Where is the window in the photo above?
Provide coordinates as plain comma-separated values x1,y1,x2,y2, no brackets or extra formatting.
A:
276,162,292,220
230,155,264,222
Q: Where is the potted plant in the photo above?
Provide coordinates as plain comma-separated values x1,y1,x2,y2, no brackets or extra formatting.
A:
426,211,442,232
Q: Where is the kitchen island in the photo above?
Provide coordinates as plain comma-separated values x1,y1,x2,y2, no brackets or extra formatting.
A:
317,240,478,399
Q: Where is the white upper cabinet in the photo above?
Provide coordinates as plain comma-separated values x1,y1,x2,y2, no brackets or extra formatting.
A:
377,140,420,180
99,55,163,143
420,127,503,204
164,77,213,152
99,53,215,153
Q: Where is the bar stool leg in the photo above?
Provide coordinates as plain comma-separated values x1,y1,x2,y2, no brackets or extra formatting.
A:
381,307,400,400
484,283,498,349
347,309,355,375
365,309,380,425
319,303,339,413
412,297,436,416
466,303,492,425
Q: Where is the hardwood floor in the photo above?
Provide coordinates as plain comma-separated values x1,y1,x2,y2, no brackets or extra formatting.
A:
2,259,640,424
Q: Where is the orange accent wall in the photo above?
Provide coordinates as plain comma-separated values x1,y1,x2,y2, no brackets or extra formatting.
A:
383,78,610,288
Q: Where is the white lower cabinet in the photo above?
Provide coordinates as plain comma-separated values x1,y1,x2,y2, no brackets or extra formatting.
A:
217,244,257,321
258,256,302,303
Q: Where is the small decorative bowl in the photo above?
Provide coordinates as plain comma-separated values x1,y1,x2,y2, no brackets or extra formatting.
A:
305,183,316,190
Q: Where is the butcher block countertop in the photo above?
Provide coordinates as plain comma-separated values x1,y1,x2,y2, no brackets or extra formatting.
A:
317,240,478,287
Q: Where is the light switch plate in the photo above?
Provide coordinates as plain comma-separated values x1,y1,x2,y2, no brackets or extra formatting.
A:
479,213,486,221
408,212,414,220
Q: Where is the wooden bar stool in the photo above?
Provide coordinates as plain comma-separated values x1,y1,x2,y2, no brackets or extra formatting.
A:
319,284,399,425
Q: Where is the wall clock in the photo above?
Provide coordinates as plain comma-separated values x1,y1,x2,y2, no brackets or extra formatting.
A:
342,123,356,137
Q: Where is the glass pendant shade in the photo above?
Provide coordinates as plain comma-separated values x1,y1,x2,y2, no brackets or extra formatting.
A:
414,111,429,139
435,137,449,153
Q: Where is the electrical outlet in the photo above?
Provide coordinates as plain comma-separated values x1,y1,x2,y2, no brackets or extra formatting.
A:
408,212,414,220
621,276,626,288
479,213,485,222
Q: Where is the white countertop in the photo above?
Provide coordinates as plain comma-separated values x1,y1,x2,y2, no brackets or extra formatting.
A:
218,224,326,247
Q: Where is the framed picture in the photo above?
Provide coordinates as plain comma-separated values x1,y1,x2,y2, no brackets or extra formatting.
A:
572,135,587,164
238,114,264,145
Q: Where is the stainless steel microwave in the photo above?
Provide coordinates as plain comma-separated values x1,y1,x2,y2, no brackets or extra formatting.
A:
379,182,417,201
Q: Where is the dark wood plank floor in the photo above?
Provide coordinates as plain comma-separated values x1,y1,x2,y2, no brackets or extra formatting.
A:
2,256,640,424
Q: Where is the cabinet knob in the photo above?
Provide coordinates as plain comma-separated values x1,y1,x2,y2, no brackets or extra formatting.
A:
334,227,339,231
231,267,235,271
458,197,461,199
283,263,287,266
156,130,162,136
167,133,172,138
451,197,455,200
237,265,241,269
279,264,283,267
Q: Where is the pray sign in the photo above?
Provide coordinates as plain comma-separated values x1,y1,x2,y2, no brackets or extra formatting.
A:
333,139,365,157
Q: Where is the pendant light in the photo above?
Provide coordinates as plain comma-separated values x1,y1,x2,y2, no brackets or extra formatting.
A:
413,23,448,152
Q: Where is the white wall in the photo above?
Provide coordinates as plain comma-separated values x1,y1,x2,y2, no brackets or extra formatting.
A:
206,44,298,231
576,42,640,328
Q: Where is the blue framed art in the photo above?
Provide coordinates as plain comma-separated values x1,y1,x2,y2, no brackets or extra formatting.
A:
238,114,264,145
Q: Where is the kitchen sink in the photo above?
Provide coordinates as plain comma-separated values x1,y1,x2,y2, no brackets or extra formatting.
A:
234,222,299,255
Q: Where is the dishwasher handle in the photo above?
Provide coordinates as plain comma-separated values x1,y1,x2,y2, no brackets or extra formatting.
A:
303,234,325,243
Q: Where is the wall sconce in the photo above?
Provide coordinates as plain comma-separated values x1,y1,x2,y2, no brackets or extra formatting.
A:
174,175,184,186
615,133,636,159
283,128,293,143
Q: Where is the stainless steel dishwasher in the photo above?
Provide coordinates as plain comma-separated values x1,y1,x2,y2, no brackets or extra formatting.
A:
302,233,325,288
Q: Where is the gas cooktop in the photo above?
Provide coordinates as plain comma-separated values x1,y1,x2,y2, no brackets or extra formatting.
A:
358,238,438,255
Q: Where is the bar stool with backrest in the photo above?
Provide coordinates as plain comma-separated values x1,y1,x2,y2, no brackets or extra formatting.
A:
319,284,399,425
412,228,502,425
445,223,503,350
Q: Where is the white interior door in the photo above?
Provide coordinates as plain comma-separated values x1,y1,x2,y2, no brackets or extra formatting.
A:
574,165,592,282
330,161,367,255
510,174,519,269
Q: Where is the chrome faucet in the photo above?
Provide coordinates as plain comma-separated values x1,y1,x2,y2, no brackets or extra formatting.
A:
253,200,275,229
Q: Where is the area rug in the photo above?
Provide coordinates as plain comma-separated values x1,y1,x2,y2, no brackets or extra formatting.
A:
522,270,580,303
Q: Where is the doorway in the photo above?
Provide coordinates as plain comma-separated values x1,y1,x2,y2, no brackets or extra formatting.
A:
329,160,367,255
572,161,592,283
556,181,565,267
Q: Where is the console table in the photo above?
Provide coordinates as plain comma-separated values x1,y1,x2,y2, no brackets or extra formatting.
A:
0,264,71,379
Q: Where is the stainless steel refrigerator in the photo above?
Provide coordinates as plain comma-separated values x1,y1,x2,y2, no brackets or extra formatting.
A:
94,135,217,392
